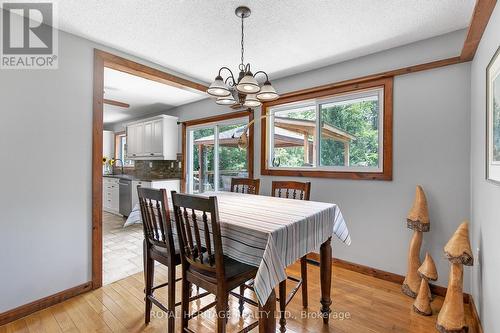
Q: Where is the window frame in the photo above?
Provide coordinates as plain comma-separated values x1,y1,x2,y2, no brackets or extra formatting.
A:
181,110,254,192
261,77,393,180
114,132,135,168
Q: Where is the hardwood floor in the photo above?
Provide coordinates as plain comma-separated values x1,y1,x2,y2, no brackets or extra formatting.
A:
0,262,477,333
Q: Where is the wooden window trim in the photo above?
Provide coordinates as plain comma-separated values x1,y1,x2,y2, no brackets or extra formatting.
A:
261,77,393,180
181,109,255,192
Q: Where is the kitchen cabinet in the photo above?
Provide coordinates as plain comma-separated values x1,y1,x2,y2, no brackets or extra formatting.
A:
127,123,144,158
126,115,178,160
103,177,120,214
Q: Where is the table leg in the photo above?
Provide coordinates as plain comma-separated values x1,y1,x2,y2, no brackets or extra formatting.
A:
259,289,276,333
320,237,332,324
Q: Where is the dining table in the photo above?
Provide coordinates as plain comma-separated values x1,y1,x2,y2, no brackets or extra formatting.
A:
130,190,351,332
184,191,352,332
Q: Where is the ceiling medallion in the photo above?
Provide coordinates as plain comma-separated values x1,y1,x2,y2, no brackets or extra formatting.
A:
207,6,279,108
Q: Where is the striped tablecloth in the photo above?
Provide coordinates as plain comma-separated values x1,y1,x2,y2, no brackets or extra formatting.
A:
130,191,350,305
188,191,351,306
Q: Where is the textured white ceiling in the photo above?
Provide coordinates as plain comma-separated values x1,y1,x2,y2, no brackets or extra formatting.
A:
52,0,474,83
103,68,205,124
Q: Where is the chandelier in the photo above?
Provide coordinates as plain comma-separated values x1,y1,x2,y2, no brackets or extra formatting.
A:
206,6,279,108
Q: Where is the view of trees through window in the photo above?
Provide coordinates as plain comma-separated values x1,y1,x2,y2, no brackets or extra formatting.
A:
273,107,315,168
218,124,248,191
191,128,214,193
190,121,248,193
320,94,380,167
270,89,381,169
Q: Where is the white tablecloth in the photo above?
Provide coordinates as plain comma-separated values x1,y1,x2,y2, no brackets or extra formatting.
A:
132,191,351,305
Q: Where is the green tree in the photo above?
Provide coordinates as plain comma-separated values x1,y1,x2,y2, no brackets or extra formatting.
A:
320,100,379,167
272,100,379,167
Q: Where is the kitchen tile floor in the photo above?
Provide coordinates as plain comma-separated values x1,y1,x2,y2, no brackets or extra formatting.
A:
103,211,144,285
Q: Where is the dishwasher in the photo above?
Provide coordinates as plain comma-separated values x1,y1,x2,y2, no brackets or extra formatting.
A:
119,179,132,216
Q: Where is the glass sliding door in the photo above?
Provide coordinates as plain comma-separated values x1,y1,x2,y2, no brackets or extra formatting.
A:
187,117,248,194
218,122,248,191
188,127,215,194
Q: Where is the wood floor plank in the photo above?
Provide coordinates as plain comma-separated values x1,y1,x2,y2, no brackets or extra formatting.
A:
37,309,62,333
48,303,78,333
1,261,479,333
3,319,29,333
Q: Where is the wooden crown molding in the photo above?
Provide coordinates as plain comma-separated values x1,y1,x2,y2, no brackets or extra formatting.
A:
94,49,208,93
460,0,498,61
0,282,92,326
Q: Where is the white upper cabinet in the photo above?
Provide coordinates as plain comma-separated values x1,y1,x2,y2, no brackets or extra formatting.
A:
126,115,178,160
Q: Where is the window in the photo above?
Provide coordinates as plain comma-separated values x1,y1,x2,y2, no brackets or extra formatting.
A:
184,112,253,193
262,77,392,180
115,133,134,167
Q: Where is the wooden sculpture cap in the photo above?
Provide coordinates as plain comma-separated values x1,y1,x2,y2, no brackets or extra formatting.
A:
418,253,438,281
406,185,430,232
444,221,473,266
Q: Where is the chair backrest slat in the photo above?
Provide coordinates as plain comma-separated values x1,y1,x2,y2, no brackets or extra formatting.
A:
230,178,260,195
202,211,214,265
171,191,224,277
191,209,205,263
271,181,311,201
148,199,160,241
137,187,175,255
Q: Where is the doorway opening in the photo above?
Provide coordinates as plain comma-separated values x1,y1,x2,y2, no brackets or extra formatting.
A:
92,49,207,288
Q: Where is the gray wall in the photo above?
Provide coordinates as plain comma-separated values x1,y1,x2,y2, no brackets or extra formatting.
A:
170,30,471,291
0,30,204,312
470,4,500,332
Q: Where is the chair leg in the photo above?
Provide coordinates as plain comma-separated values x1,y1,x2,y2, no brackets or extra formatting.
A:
216,293,228,333
167,263,176,333
300,256,308,308
143,241,154,324
279,280,286,333
181,277,190,332
238,285,245,316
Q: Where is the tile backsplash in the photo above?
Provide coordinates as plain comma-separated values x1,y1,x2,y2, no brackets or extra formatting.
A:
113,159,182,179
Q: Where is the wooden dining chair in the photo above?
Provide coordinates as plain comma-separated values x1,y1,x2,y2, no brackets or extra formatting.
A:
171,191,259,333
272,181,311,332
230,177,260,195
138,187,208,332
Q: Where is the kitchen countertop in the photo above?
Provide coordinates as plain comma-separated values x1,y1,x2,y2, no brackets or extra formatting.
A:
103,174,181,182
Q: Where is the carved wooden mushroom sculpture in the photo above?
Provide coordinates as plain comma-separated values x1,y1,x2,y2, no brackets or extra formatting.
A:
402,185,430,298
436,221,473,333
413,253,438,315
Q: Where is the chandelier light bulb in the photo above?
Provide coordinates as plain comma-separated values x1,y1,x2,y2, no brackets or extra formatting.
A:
216,94,236,105
236,73,260,94
207,75,231,97
243,94,262,107
256,81,279,101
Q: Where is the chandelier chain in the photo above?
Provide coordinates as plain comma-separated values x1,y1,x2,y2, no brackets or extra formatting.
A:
240,14,244,68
